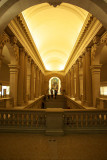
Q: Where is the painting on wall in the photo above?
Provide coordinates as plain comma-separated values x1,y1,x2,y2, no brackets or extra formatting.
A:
51,78,59,90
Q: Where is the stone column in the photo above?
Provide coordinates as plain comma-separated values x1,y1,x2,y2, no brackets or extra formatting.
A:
82,53,86,105
0,46,3,70
70,69,72,97
85,48,93,106
23,53,28,103
71,66,75,98
42,74,44,95
35,67,39,98
76,60,80,100
40,72,42,96
65,74,67,95
39,70,42,96
30,60,34,100
27,57,31,100
67,73,69,95
91,65,102,107
34,65,37,98
68,71,71,96
17,48,25,106
9,64,19,106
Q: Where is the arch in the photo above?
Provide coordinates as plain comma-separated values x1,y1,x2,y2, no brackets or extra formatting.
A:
49,77,61,94
0,33,18,65
0,45,10,97
0,0,107,33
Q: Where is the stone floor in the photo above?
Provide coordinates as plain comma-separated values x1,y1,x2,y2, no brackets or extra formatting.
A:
0,133,107,160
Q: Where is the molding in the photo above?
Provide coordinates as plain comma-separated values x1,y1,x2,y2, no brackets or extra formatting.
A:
100,31,107,45
65,15,102,74
8,16,45,74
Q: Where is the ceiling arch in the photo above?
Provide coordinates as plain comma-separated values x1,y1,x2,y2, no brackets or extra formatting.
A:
22,3,88,71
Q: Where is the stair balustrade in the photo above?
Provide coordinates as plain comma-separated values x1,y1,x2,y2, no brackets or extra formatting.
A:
0,109,107,134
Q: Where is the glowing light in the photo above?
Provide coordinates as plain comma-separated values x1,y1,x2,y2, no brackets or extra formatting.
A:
100,86,107,96
22,3,88,71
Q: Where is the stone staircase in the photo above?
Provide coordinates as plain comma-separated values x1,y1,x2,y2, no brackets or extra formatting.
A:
45,95,66,108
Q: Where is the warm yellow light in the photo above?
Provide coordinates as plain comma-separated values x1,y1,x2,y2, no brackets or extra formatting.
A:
22,3,88,71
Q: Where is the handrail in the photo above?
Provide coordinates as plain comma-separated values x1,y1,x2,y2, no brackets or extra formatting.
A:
0,108,107,134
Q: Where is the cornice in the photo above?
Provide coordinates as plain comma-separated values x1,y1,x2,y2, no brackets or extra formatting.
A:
8,15,45,74
65,15,102,74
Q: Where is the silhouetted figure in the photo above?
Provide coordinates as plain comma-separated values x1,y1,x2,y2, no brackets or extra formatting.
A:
55,89,57,99
41,101,45,109
48,94,50,99
51,89,53,99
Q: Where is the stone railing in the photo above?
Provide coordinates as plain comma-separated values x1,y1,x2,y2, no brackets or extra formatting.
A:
63,109,107,133
0,109,46,133
65,96,84,109
25,95,44,109
0,98,14,108
0,108,107,134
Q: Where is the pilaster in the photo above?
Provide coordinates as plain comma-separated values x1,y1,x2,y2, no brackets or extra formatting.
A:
30,60,34,100
90,65,102,107
17,48,25,106
85,48,93,106
75,60,80,100
9,64,19,106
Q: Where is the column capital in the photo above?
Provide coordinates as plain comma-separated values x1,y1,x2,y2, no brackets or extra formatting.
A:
90,64,102,73
28,56,31,63
19,47,25,53
10,36,18,45
86,47,91,53
93,35,100,44
100,31,107,45
8,64,20,70
25,51,28,57
8,64,19,75
31,59,34,64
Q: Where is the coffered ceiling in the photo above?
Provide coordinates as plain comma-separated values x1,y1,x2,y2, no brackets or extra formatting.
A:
22,3,88,71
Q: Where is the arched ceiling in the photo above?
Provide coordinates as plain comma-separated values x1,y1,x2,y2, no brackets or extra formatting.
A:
22,3,88,71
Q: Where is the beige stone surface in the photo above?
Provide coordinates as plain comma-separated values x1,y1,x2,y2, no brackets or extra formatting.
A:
0,133,107,160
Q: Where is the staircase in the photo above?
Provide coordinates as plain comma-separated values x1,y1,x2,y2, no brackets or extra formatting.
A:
45,95,66,108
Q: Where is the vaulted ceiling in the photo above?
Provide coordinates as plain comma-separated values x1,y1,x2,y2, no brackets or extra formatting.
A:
22,3,88,71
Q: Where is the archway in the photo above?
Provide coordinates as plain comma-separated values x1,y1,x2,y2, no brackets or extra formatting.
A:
100,45,107,97
0,35,19,106
0,0,107,33
0,45,10,98
49,77,61,95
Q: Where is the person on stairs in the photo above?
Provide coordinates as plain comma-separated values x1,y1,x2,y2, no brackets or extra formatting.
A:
55,89,57,99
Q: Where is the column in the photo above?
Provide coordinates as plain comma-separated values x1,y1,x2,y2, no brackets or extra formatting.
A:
68,71,71,96
85,48,92,106
34,65,37,98
17,48,25,106
42,74,44,95
39,70,42,96
0,46,3,69
30,60,34,100
70,69,72,97
23,53,28,103
67,73,69,95
76,60,80,100
9,64,19,106
82,53,86,105
40,72,42,96
65,74,67,95
71,66,75,98
35,67,39,98
27,57,31,100
91,65,102,107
